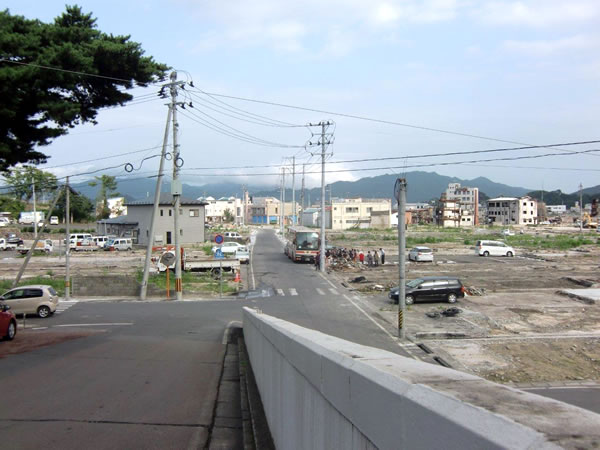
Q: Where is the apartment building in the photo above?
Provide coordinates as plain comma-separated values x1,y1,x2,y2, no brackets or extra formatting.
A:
444,183,479,225
330,198,391,230
199,196,245,224
487,196,538,225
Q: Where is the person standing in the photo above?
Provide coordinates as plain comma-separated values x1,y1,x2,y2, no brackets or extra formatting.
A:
359,250,364,264
380,248,385,265
366,251,373,267
374,250,380,266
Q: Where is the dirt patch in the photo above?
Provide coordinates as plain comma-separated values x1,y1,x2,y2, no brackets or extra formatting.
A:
434,338,600,384
0,329,101,359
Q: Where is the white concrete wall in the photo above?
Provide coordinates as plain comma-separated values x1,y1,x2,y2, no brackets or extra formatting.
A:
243,308,600,450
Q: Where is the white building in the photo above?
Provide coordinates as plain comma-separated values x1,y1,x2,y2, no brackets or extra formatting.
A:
330,198,391,230
546,205,567,214
444,183,479,225
199,196,244,224
487,196,538,225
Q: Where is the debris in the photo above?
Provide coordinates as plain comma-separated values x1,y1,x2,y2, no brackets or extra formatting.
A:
426,311,440,319
465,286,486,296
372,284,385,291
350,276,367,283
441,307,462,317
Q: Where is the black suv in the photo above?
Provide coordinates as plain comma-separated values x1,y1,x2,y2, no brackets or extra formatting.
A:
389,276,465,305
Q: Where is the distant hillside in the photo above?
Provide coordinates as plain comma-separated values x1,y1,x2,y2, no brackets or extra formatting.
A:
576,185,600,196
71,171,535,204
254,172,531,203
527,189,600,208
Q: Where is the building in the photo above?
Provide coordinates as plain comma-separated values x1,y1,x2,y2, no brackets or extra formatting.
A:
301,207,320,227
100,193,207,245
487,196,538,225
330,198,391,230
436,196,461,228
546,205,567,214
443,183,479,225
199,196,245,224
250,197,280,224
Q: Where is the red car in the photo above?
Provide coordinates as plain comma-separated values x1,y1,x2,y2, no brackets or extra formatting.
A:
1,302,17,341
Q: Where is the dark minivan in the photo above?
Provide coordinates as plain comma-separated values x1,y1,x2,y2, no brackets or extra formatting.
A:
389,276,465,305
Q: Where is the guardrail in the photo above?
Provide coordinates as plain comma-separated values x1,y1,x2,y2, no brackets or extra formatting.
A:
243,307,600,449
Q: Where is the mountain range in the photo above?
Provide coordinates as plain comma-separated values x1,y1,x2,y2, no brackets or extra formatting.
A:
72,171,599,207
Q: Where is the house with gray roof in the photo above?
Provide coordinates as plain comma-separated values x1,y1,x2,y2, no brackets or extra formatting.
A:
97,194,207,245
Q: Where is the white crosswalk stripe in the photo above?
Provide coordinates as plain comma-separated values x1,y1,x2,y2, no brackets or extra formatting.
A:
276,289,285,296
329,288,339,295
54,300,79,314
316,288,325,295
289,288,298,296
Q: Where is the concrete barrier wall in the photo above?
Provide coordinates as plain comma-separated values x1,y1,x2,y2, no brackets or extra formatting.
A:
243,308,600,450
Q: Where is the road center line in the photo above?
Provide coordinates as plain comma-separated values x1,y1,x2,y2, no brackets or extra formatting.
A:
53,323,133,327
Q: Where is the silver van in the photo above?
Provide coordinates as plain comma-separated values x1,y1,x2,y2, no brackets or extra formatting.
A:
105,238,132,251
475,240,515,257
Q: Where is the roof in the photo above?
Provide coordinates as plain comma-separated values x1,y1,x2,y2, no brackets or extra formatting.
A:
96,215,138,225
126,193,208,207
488,197,518,202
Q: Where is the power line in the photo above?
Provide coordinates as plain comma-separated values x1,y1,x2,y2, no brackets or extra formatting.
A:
42,145,164,169
1,59,163,85
201,90,598,157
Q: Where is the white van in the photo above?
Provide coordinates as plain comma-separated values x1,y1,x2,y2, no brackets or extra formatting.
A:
105,238,132,251
68,233,93,250
475,240,515,257
92,236,109,248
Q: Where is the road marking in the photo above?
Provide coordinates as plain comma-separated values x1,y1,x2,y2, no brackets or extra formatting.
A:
31,327,48,330
54,323,133,327
249,243,256,290
289,288,298,296
316,288,325,295
262,289,269,297
329,288,339,295
276,289,285,296
319,273,339,290
343,294,422,361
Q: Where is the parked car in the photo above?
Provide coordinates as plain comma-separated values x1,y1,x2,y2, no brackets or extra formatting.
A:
105,238,132,251
212,241,244,255
224,231,242,239
389,276,465,305
0,217,10,227
0,302,17,340
92,236,109,248
0,285,59,318
49,216,59,225
6,233,23,246
17,239,53,254
235,246,250,263
502,229,515,236
408,246,434,262
475,240,515,257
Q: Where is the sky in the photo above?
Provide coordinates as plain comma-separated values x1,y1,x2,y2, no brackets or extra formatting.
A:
4,0,600,195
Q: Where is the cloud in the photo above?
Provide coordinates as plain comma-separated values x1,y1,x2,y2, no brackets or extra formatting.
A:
475,1,600,27
184,0,460,56
503,34,600,55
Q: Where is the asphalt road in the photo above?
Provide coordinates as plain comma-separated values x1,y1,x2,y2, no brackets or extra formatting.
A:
0,300,244,449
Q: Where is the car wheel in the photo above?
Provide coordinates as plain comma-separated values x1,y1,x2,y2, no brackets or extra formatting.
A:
483,251,490,257
506,251,513,257
37,305,51,318
4,321,16,340
447,293,458,303
405,295,414,305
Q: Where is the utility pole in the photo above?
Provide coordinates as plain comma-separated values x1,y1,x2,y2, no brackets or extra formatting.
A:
170,71,184,301
13,186,64,288
32,178,37,239
279,168,284,234
292,156,296,225
281,167,286,232
65,177,70,299
301,163,305,226
579,183,583,232
140,104,172,300
395,178,407,339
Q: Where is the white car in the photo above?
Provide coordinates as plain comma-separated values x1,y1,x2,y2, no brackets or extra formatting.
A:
212,241,244,255
476,240,515,257
408,246,434,262
502,229,515,236
0,218,10,227
235,246,250,263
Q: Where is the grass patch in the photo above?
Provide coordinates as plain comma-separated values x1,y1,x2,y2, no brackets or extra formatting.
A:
0,276,66,296
136,270,237,294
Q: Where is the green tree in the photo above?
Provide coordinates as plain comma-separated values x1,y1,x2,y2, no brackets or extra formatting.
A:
2,166,58,201
223,208,235,223
54,187,94,223
88,174,119,219
0,196,25,219
0,6,168,170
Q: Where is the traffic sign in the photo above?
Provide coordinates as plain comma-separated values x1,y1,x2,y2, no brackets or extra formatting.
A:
214,248,224,259
215,234,224,244
159,251,175,267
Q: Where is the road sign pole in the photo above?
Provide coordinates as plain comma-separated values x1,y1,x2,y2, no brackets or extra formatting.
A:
395,178,407,339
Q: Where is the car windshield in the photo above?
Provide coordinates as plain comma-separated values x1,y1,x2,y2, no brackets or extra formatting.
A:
417,248,432,253
107,240,115,246
406,279,424,288
48,287,57,296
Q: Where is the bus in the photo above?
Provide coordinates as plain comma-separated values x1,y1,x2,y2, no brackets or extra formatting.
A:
284,226,320,263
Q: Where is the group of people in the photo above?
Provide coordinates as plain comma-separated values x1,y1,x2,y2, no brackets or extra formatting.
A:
358,248,385,267
315,247,386,269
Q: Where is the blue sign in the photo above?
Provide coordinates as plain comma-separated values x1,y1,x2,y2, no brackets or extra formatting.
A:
214,248,224,259
215,234,224,244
